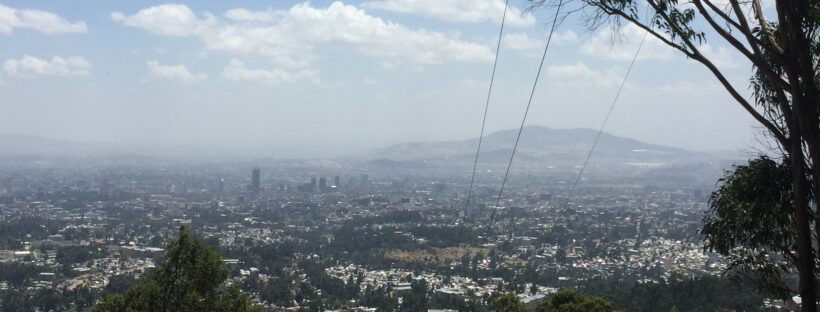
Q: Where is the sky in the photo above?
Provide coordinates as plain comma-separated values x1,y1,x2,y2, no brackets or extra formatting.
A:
0,0,766,158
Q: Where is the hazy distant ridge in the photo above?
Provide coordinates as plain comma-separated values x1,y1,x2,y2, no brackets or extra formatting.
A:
371,126,689,163
0,135,112,156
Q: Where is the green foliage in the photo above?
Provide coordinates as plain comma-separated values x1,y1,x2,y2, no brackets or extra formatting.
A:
56,245,102,266
298,259,358,305
400,280,430,312
0,262,46,287
94,226,259,312
581,275,770,312
256,275,294,307
491,293,531,312
701,156,803,299
538,288,617,312
102,274,138,296
361,286,399,311
703,156,795,254
0,217,61,249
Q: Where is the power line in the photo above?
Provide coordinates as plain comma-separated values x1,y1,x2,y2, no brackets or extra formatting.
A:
463,0,511,218
563,32,648,209
491,0,566,222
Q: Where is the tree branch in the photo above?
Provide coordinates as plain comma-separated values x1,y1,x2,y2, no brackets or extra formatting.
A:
591,2,694,57
691,2,752,60
693,0,790,90
697,55,789,145
752,0,784,54
719,0,784,57
646,0,789,146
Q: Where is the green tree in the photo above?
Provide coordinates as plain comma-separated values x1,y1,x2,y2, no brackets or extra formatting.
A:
400,280,429,312
360,286,398,311
491,293,531,312
94,226,259,312
701,156,805,300
538,288,617,312
526,0,820,308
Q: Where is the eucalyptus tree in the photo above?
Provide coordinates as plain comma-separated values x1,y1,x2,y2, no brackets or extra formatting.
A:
527,0,818,308
702,156,802,300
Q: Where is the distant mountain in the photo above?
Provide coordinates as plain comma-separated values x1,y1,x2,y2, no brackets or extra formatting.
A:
369,126,706,168
0,135,112,156
0,135,172,168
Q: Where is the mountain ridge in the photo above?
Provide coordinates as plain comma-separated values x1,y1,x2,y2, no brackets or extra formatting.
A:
370,125,691,163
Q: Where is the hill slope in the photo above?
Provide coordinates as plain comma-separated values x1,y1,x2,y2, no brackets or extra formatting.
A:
369,126,703,168
0,135,111,156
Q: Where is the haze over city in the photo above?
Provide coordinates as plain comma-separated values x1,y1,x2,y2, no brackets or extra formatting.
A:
0,0,816,311
0,0,762,158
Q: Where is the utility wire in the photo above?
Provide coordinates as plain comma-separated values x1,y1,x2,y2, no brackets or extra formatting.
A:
563,32,648,209
491,0,565,222
463,0,511,219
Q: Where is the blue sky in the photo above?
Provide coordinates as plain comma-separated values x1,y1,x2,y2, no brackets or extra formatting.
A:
0,0,762,157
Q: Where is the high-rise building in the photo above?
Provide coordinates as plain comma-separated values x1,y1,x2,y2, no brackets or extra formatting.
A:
319,177,327,192
333,176,340,188
251,168,261,196
432,182,446,194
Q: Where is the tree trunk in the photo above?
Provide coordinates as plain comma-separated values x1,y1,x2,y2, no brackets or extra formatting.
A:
783,0,820,254
789,124,817,311
776,1,818,308
805,134,820,254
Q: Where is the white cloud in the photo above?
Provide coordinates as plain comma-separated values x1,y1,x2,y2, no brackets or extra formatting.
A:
503,33,542,51
699,44,743,69
581,21,748,69
545,62,623,88
0,4,87,35
110,4,215,37
581,24,675,61
145,60,206,82
224,8,280,23
362,0,535,27
3,55,92,77
553,30,579,46
223,59,319,84
112,2,494,72
503,30,578,52
655,79,723,95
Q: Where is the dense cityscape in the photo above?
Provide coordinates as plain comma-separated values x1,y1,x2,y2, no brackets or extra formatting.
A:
2,0,817,310
0,158,781,311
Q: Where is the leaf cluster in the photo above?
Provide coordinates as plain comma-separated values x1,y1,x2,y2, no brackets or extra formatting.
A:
701,156,815,299
94,226,259,312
